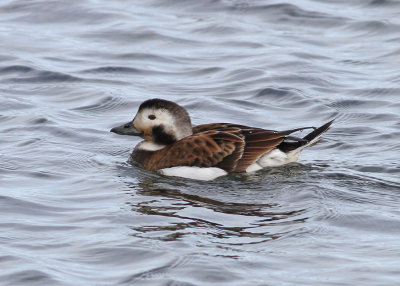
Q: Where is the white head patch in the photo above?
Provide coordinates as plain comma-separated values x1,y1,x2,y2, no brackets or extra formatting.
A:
133,107,191,141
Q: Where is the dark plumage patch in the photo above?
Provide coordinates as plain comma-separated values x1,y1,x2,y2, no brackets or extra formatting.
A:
139,98,178,111
152,125,176,145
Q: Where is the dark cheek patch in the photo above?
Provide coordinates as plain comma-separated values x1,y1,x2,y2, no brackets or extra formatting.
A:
152,125,176,145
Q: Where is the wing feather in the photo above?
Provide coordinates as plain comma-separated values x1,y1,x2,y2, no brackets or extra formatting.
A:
193,123,298,172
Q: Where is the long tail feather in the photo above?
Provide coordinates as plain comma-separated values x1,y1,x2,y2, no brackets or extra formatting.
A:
303,119,334,143
277,119,334,153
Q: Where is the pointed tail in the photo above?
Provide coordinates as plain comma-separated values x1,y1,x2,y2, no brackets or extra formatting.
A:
303,119,334,145
278,119,334,153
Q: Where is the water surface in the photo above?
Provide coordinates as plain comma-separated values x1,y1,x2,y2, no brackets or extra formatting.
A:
1,0,400,285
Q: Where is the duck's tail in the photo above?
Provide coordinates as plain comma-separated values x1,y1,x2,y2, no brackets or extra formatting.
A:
278,119,334,153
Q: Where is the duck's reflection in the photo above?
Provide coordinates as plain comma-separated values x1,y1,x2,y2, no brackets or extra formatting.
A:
122,164,311,244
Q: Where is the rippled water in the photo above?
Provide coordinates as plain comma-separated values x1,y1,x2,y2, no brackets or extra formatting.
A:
1,0,400,285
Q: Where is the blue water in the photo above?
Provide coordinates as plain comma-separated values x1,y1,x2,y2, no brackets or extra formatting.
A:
1,0,400,285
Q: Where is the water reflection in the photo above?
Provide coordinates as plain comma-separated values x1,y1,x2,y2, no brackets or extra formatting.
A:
123,165,311,244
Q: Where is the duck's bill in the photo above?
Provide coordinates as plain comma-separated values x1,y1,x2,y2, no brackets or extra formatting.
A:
110,121,143,136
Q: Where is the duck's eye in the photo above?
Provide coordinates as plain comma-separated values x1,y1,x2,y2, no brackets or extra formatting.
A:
148,114,156,120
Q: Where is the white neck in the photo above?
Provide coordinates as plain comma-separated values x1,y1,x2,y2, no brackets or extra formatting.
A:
136,141,166,151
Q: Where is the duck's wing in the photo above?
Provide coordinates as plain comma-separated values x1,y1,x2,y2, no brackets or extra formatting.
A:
234,125,323,172
193,123,269,133
232,128,285,172
143,129,245,172
192,123,318,172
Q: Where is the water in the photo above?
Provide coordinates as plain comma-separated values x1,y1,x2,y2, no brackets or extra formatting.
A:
1,0,400,285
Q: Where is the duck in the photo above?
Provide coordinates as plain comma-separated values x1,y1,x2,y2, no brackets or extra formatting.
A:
110,98,334,180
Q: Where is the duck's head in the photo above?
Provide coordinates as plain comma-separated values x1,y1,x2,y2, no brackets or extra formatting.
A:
110,98,193,145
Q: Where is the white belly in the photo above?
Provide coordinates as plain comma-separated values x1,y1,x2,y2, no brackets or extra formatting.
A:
159,166,227,181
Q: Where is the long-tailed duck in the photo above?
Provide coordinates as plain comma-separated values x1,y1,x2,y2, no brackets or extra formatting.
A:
111,98,333,180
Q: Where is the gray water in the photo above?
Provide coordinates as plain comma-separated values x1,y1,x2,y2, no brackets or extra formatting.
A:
1,0,400,285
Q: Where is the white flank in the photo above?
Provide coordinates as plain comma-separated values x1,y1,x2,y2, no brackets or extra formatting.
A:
256,149,300,169
252,131,325,170
158,166,227,181
246,162,263,173
136,141,165,151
